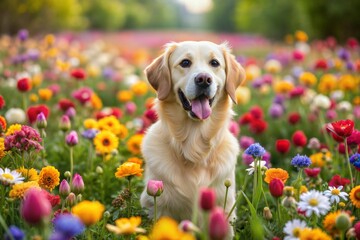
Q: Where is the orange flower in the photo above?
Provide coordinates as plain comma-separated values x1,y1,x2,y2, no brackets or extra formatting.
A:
115,162,143,179
0,116,6,132
264,168,289,184
127,134,143,155
127,157,143,166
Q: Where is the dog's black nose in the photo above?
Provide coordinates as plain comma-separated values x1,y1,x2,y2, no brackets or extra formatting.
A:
195,73,212,88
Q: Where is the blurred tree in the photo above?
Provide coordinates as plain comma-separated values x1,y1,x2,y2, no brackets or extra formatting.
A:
206,0,237,32
0,0,86,34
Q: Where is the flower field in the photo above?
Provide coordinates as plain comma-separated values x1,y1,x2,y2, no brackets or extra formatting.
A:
0,30,360,240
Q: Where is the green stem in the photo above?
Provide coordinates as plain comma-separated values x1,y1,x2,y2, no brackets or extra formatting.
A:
277,197,282,224
344,139,354,189
87,228,93,240
154,196,157,224
0,212,14,240
223,186,229,210
227,191,242,220
252,158,258,206
128,177,132,218
70,147,74,182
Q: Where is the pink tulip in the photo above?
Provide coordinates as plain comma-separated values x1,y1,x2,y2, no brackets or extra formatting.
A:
209,207,228,240
59,179,71,197
199,188,216,211
125,102,137,115
66,131,78,146
20,188,52,225
146,180,164,197
71,173,85,194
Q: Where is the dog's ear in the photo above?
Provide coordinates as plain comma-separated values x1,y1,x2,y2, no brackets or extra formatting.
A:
145,43,177,101
221,42,246,104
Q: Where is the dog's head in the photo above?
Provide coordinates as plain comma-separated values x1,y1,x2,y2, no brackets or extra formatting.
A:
145,41,245,120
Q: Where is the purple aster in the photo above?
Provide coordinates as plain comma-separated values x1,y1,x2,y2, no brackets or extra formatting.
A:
291,154,311,168
244,143,266,158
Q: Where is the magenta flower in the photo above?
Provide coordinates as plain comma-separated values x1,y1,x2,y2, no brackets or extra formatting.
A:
36,112,47,129
4,125,43,152
71,173,84,194
199,188,216,211
59,115,71,131
209,207,229,240
146,180,164,197
72,87,93,105
59,179,71,197
66,131,78,147
20,188,51,225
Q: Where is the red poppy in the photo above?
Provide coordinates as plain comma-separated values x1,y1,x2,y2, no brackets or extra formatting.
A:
269,178,284,198
238,113,254,125
0,95,5,109
249,119,267,134
275,139,291,154
326,119,354,139
314,59,328,70
304,168,321,178
288,112,301,125
249,106,263,119
58,98,75,112
70,68,86,80
292,130,307,147
27,105,50,124
17,78,32,92
328,174,350,188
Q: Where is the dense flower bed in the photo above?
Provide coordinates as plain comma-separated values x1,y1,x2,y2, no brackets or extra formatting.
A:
0,30,360,239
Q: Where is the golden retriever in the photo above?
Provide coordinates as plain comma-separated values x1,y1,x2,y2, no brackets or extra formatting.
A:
140,41,245,226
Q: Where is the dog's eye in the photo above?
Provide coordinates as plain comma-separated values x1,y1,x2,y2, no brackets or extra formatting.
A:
180,59,191,68
210,59,220,67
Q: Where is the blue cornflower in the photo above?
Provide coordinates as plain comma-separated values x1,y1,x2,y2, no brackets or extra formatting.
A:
244,143,266,158
4,225,25,240
350,153,360,168
81,129,99,140
53,214,85,238
291,154,311,168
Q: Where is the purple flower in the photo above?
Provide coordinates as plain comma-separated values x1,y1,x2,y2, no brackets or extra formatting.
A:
239,136,255,150
269,104,284,118
65,107,76,119
66,131,78,147
338,48,350,61
59,179,71,197
53,214,85,238
36,112,47,129
350,153,360,168
81,129,99,140
291,154,311,168
17,29,28,41
244,143,266,158
71,173,84,194
4,225,25,240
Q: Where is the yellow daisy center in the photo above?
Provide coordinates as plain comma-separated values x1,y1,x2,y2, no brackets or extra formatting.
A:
2,173,14,180
292,227,301,237
309,198,318,206
331,189,340,195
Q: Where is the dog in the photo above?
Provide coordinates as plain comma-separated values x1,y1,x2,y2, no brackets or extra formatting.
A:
140,41,245,227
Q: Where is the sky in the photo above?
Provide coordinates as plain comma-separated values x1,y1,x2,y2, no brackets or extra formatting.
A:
177,0,213,14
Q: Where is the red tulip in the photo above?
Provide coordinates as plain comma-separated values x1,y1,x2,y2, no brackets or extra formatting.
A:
238,113,254,125
326,119,354,139
269,178,284,198
249,119,267,134
209,207,228,240
27,105,50,124
70,68,86,80
314,59,328,70
20,188,52,225
288,112,301,125
275,139,291,154
17,78,32,92
249,106,263,119
292,130,307,147
199,188,216,211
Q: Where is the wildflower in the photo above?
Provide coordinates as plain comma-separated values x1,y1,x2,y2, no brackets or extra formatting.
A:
4,125,43,152
125,102,137,115
307,137,321,150
299,72,317,86
17,167,38,181
131,81,148,96
199,188,216,211
298,190,331,217
249,119,268,134
66,131,79,146
335,212,354,232
150,217,195,240
5,108,26,124
0,95,5,110
94,131,119,156
59,115,71,131
292,130,307,148
299,228,332,240
350,153,360,169
264,168,289,184
291,154,311,168
246,160,267,175
127,134,143,155
347,130,360,147
304,168,321,178
53,214,85,239
9,181,39,199
318,74,337,94
58,98,75,112
244,143,266,158
17,78,32,92
263,206,273,220
66,193,76,207
239,136,255,150
83,118,98,129
329,175,351,188
310,151,331,168
274,81,294,94
0,138,7,159
26,105,50,124
323,186,348,204
106,216,146,235
288,112,301,125
38,88,52,101
38,166,60,191
349,185,360,208
313,94,331,110
117,90,133,102
209,207,228,240
72,87,93,105
5,124,22,136
0,168,24,185
269,178,284,198
127,157,143,166
70,68,86,80
338,74,356,91
4,225,25,240
59,179,71,197
0,115,6,132
20,188,52,225
326,119,354,139
323,210,341,234
43,190,60,207
147,180,164,197
283,219,307,240
72,200,105,226
179,220,200,233
71,173,85,194
115,162,143,179
354,221,360,239
36,112,47,129
264,59,282,73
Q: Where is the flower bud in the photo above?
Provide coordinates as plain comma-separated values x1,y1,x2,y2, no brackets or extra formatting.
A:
209,207,228,240
269,178,284,198
59,179,71,197
76,194,82,203
179,220,200,233
36,112,47,129
66,130,78,147
146,180,164,197
224,179,231,188
71,173,85,194
20,188,51,225
283,186,294,197
66,193,76,207
59,115,71,131
199,188,216,211
65,107,76,119
103,211,111,219
263,207,273,220
125,102,137,115
307,137,321,150
335,213,352,232
96,166,103,174
64,171,72,179
282,197,297,208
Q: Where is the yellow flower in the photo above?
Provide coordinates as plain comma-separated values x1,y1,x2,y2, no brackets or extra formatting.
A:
44,34,56,46
29,93,39,103
245,65,261,81
323,210,341,233
295,30,308,42
87,65,100,77
235,86,251,105
38,88,53,101
131,81,148,96
115,162,143,179
264,168,289,184
72,200,105,226
338,74,356,92
83,118,98,129
9,181,39,199
56,59,71,72
32,74,43,87
127,134,143,155
150,217,195,240
94,131,119,156
106,216,146,235
38,166,60,191
353,96,360,105
116,124,128,139
91,93,103,110
127,157,143,167
299,72,317,86
273,81,294,94
299,228,332,240
45,48,58,58
5,124,22,136
17,167,39,181
0,138,6,159
300,185,308,194
318,74,337,94
349,185,360,208
310,151,331,168
97,115,120,132
117,90,133,102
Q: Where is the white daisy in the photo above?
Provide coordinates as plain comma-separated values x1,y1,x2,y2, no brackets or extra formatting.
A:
245,160,267,175
298,190,330,217
0,168,25,186
323,185,348,204
283,219,308,240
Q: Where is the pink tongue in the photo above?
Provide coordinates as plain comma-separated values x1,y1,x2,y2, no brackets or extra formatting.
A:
191,98,212,119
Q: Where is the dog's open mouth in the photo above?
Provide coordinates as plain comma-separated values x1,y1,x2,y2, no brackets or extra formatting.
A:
178,89,214,120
